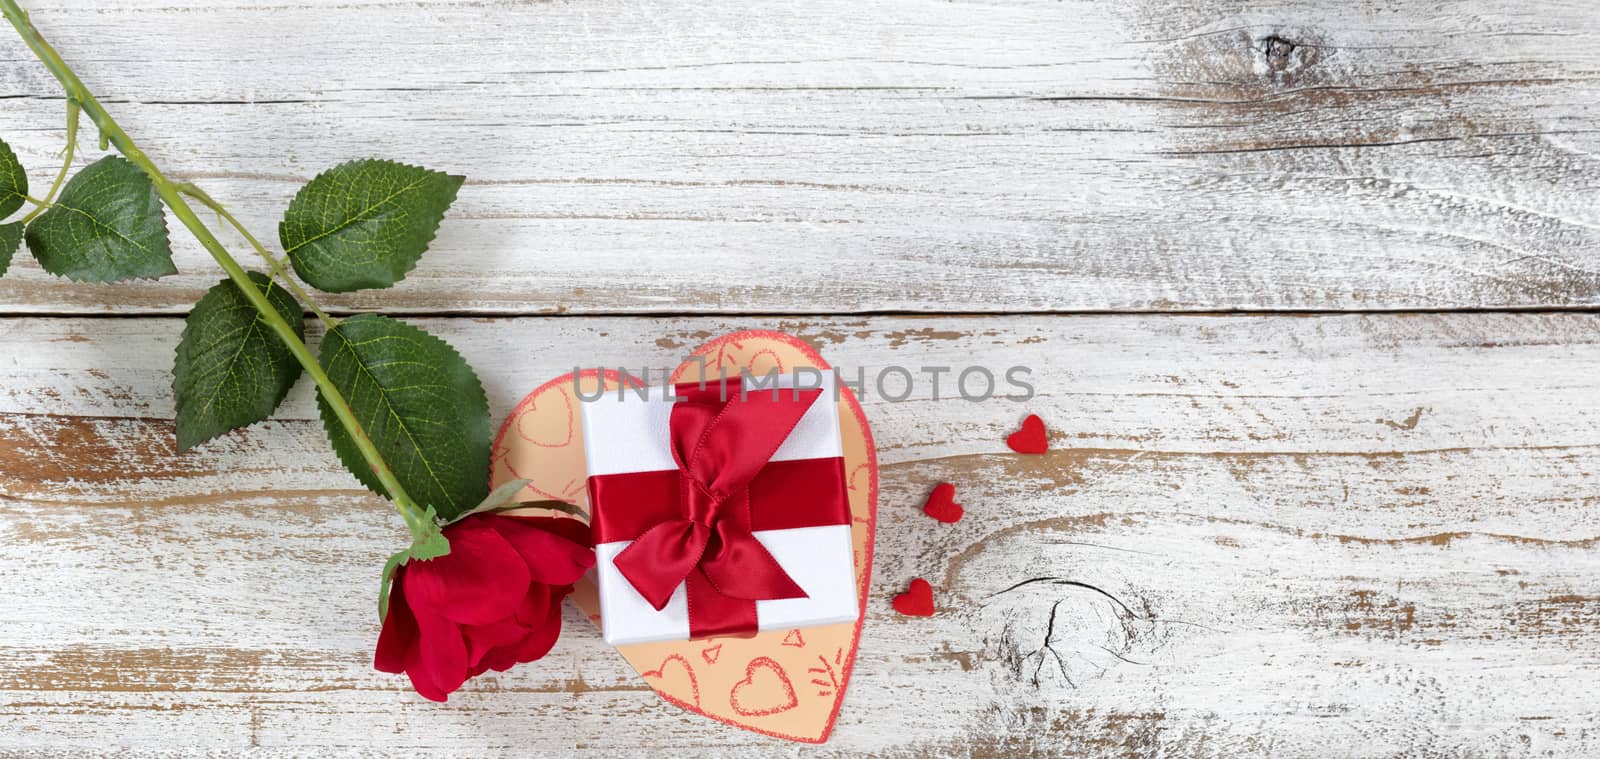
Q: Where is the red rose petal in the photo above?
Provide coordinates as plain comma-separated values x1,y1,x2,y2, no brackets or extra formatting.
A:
489,514,596,585
462,617,531,671
505,596,565,666
892,578,936,617
507,514,593,549
404,604,469,700
476,640,519,675
374,570,419,674
405,518,531,625
921,482,963,523
1005,414,1049,454
477,584,564,674
404,651,452,703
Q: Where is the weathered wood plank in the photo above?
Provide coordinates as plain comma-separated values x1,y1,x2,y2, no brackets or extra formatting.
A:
0,0,1596,314
3,314,1600,755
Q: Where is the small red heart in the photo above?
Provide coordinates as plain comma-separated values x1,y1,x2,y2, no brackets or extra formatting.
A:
1006,414,1049,454
892,578,936,617
921,482,963,523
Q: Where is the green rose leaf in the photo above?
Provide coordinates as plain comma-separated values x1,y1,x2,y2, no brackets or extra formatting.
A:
0,222,21,277
456,478,533,518
280,159,462,293
173,272,307,451
317,314,489,520
0,137,26,219
443,477,586,525
24,155,175,282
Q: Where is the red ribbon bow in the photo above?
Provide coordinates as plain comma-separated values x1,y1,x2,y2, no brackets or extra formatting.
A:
603,381,825,635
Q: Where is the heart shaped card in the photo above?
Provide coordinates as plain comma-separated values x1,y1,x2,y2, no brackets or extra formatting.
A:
489,330,878,742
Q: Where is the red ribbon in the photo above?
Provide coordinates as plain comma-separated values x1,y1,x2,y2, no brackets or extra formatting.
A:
589,380,850,638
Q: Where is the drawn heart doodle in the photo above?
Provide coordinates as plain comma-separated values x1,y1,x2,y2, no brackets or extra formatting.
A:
514,383,575,448
642,654,700,709
729,657,799,717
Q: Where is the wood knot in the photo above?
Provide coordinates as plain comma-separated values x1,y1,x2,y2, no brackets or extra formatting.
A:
1261,35,1296,72
978,578,1177,689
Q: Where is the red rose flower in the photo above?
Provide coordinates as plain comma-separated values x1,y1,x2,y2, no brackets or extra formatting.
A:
375,513,594,701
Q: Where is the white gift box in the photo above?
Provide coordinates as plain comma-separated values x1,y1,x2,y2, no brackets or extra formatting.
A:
580,374,859,645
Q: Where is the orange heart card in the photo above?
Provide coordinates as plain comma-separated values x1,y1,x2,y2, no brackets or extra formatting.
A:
489,330,878,743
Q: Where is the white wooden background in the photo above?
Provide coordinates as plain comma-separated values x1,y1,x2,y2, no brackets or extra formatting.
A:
1,0,1598,756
